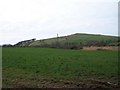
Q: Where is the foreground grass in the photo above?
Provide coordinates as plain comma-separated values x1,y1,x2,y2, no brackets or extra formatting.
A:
2,48,118,88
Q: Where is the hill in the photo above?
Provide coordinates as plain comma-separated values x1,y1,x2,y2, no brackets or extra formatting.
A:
13,33,119,49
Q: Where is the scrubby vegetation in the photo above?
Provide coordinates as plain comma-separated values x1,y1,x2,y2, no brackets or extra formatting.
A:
9,33,119,49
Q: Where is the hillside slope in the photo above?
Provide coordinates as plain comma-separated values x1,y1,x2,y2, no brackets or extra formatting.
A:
28,33,119,49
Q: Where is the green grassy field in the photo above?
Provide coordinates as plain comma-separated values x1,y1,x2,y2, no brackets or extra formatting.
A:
2,48,118,88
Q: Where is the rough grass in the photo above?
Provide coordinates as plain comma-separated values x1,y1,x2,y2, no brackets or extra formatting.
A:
2,48,119,88
29,33,118,46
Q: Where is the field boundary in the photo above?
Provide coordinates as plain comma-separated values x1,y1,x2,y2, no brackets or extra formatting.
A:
83,46,119,51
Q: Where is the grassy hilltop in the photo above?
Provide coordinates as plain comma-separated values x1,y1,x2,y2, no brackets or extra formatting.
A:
13,33,119,49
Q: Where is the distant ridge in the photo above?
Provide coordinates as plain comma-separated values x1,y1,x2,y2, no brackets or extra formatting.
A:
2,33,119,49
29,33,119,49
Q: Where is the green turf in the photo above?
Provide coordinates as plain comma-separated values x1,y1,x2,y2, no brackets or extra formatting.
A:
29,33,119,47
2,48,118,88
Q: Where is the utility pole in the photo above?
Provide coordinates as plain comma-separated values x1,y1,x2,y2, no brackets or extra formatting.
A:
57,33,58,40
57,33,59,48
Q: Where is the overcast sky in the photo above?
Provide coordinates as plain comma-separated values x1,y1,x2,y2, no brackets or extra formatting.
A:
0,0,119,45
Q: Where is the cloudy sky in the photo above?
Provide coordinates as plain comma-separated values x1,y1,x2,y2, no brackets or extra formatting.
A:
0,0,119,45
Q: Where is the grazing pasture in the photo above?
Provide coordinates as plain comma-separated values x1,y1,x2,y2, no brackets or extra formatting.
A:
2,48,118,88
